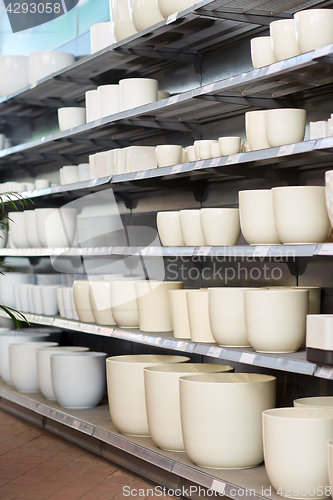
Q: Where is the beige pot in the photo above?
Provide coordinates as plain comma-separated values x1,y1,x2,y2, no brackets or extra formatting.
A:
169,289,191,339
135,281,183,332
250,37,275,69
144,363,234,452
295,9,333,54
180,373,276,468
200,208,240,246
245,110,270,151
269,286,321,314
179,210,206,246
263,408,333,499
269,19,300,62
73,280,95,323
294,397,333,409
106,354,189,436
110,279,143,328
157,211,184,247
266,109,306,148
186,290,215,343
89,281,116,326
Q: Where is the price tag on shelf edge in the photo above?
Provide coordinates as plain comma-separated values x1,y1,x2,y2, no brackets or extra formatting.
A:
211,480,226,495
240,352,255,365
316,366,333,379
197,246,211,257
278,144,295,157
318,243,333,256
166,12,178,24
171,164,182,174
253,246,270,258
208,346,221,358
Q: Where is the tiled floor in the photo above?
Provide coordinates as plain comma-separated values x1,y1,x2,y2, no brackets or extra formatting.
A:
0,410,169,499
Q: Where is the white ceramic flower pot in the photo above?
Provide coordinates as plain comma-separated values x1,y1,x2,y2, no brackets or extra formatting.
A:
135,281,183,332
145,363,233,452
179,209,206,246
90,22,116,53
51,352,106,409
157,211,184,247
155,145,183,167
169,289,191,339
295,9,333,54
210,142,221,158
0,55,29,97
8,211,29,248
62,287,79,321
156,0,196,17
56,288,66,318
294,397,333,409
59,166,80,186
110,279,142,328
31,285,44,315
35,208,77,248
250,37,276,69
24,210,41,248
58,107,85,131
208,287,252,347
125,146,157,172
41,286,59,316
158,90,170,100
9,341,58,393
184,146,197,162
270,19,300,62
239,189,281,245
85,89,99,123
263,408,333,499
180,373,276,468
326,170,333,228
129,0,165,32
200,208,240,246
78,163,91,182
0,273,34,309
89,281,116,326
98,84,120,118
73,280,95,323
245,110,270,151
17,284,31,313
35,179,50,190
270,286,321,314
28,52,75,84
272,186,330,244
186,290,215,343
218,136,241,156
106,354,189,436
119,78,158,112
110,0,138,41
266,108,306,148
36,346,89,400
244,289,309,352
194,140,217,160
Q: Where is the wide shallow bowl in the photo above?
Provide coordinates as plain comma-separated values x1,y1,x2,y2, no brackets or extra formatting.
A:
51,352,106,409
9,342,58,392
37,346,89,400
106,354,189,436
270,19,300,62
186,290,215,343
144,363,233,452
244,289,309,353
263,408,333,499
200,208,240,246
157,211,184,247
73,280,95,323
110,0,137,41
180,373,276,468
250,37,275,69
179,210,206,246
28,52,75,84
169,289,191,339
272,186,331,244
295,9,333,54
129,0,164,32
266,108,306,148
89,281,116,326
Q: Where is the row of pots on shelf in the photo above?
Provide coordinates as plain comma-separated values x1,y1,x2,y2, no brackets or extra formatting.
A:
158,185,332,247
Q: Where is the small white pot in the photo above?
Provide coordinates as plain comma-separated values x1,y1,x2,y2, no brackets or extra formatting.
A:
73,280,95,323
51,352,106,409
89,281,116,326
35,208,77,248
60,165,80,185
245,110,270,151
270,19,300,62
208,287,252,347
37,346,89,400
9,341,58,393
194,140,217,160
58,108,85,131
85,89,99,123
250,37,275,69
98,84,120,118
200,208,240,246
61,287,77,321
17,284,30,313
169,289,191,339
35,179,50,190
110,0,138,42
144,363,233,452
56,288,66,318
158,91,170,100
24,210,40,248
106,354,189,436
0,273,34,309
180,373,276,468
294,9,333,54
184,146,197,162
78,163,91,182
155,145,183,168
326,170,333,228
266,108,306,148
210,142,221,158
186,290,215,343
272,186,330,244
263,408,333,499
41,286,59,316
179,209,206,246
218,136,241,156
135,281,183,332
8,211,29,248
90,22,116,53
239,189,281,245
119,78,158,112
156,0,195,17
125,146,157,172
31,285,44,315
129,0,165,31
244,289,309,352
28,52,75,84
157,211,184,247
0,55,29,97
110,279,142,328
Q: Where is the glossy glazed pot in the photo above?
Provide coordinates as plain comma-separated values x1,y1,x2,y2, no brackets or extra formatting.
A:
218,136,241,156
85,89,99,123
294,397,333,409
245,110,270,151
155,145,183,168
157,211,184,247
270,19,300,62
295,9,333,54
186,290,215,343
129,0,165,31
0,55,29,97
98,84,120,118
266,109,306,148
156,0,195,17
250,37,275,69
90,21,116,53
58,107,85,131
200,208,240,246
110,279,143,328
110,0,138,42
119,78,158,111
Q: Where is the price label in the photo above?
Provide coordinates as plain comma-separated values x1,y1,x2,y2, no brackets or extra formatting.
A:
171,164,183,174
240,352,255,364
253,246,270,257
317,366,333,379
193,160,204,170
226,153,241,165
318,243,333,256
267,60,284,75
166,12,178,24
313,44,333,59
211,481,226,495
176,341,188,350
210,157,220,167
201,83,215,95
207,346,221,358
136,171,146,180
168,95,179,105
197,246,211,256
278,144,295,157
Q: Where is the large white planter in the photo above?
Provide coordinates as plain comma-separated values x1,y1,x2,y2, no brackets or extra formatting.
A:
109,0,137,42
169,289,191,339
266,109,306,148
28,52,75,84
9,342,58,393
37,346,89,400
51,352,106,409
245,110,270,151
144,363,233,452
186,290,215,343
180,373,276,468
263,408,333,499
270,19,300,62
107,354,189,436
135,281,183,332
250,37,275,69
73,280,95,323
89,281,116,326
0,55,29,97
129,0,164,32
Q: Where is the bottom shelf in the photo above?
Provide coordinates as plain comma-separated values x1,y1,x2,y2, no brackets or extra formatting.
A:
0,379,278,500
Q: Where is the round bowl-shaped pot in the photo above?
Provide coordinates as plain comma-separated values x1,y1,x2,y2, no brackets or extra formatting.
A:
129,0,164,32
294,397,333,409
244,289,309,353
239,189,281,245
218,136,241,156
144,363,233,452
250,37,275,69
180,373,276,468
156,0,195,17
89,281,116,326
193,140,217,160
51,352,106,409
58,107,85,131
272,186,330,244
0,55,28,97
110,279,143,328
263,408,333,499
265,108,306,148
106,354,189,436
119,78,158,112
270,19,300,62
73,280,95,323
208,287,253,347
186,290,215,343
37,346,89,400
28,52,75,84
295,9,333,54
35,208,77,248
245,110,270,151
157,211,184,247
9,341,57,392
135,281,183,332
169,289,191,339
179,210,206,246
110,0,137,42
200,208,240,246
155,145,183,168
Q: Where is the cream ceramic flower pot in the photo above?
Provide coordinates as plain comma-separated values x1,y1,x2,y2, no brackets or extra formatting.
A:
266,108,306,148
244,289,309,353
58,107,85,131
180,373,276,468
245,110,270,151
36,346,89,401
294,397,333,409
90,22,116,54
155,145,183,168
179,210,206,246
157,212,184,247
263,408,333,499
9,341,58,392
89,281,116,326
169,289,191,339
208,287,252,347
28,52,74,84
119,78,158,112
327,440,333,497
200,208,240,246
106,354,189,436
156,0,195,17
110,0,137,42
270,19,300,62
294,9,333,54
98,84,120,118
239,189,281,245
194,140,217,160
129,0,165,32
110,279,143,328
144,363,233,452
272,186,330,244
0,55,28,97
269,286,321,314
218,136,241,156
186,290,215,343
250,37,275,69
135,281,183,332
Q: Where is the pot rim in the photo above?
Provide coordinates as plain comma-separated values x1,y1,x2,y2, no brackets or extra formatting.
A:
263,407,333,420
179,373,276,384
106,354,189,364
